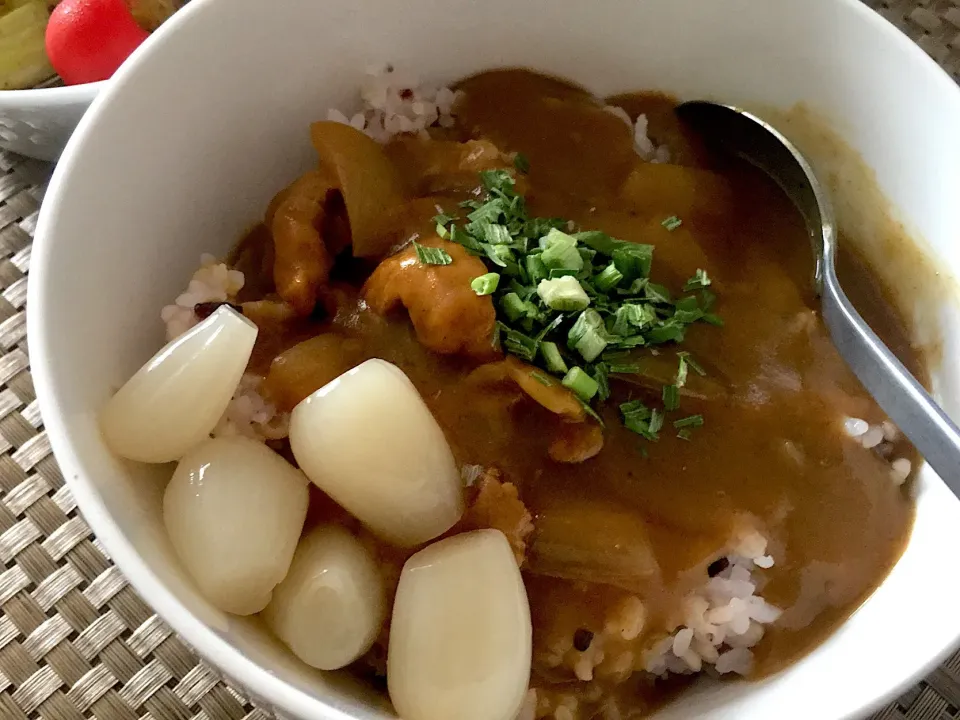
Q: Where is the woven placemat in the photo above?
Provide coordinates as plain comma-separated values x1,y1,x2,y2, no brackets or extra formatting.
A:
865,0,960,81
1,4,958,720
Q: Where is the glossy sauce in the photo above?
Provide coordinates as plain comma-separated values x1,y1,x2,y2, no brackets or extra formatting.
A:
233,69,921,713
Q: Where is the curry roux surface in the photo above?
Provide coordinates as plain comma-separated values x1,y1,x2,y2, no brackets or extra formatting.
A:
236,69,920,702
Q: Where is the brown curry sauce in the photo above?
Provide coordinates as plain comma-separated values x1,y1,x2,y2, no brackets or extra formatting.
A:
231,69,920,713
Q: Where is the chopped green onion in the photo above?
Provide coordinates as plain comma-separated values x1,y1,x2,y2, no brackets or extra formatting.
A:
413,242,453,266
526,217,566,239
567,309,610,363
467,200,506,225
616,278,648,297
672,296,704,324
483,243,515,270
538,276,591,312
683,268,712,292
514,153,530,173
611,303,657,336
452,167,726,442
612,244,653,281
480,169,516,195
673,414,704,429
541,229,584,272
477,223,513,245
677,429,693,441
677,351,706,376
541,341,569,375
448,225,484,254
644,282,672,304
578,246,597,264
574,230,624,256
676,354,689,388
620,400,659,440
501,293,528,323
614,335,647,350
471,273,500,296
662,384,680,411
701,288,717,311
594,263,624,292
510,279,537,301
535,314,565,341
648,408,664,434
562,367,600,401
591,362,611,401
645,323,686,344
702,313,725,327
525,254,547,285
499,323,539,362
620,400,651,421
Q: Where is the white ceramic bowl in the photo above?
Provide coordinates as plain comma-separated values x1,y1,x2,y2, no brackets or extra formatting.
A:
26,0,960,718
0,81,101,160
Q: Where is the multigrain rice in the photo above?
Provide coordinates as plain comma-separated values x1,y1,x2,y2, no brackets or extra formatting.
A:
842,416,913,484
212,373,289,441
642,530,781,678
160,254,244,341
327,65,460,142
160,260,288,442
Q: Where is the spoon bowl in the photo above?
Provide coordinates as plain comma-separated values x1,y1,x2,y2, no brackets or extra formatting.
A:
676,100,960,494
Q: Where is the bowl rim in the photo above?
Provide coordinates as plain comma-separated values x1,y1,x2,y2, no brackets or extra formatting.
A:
0,80,103,107
25,0,960,718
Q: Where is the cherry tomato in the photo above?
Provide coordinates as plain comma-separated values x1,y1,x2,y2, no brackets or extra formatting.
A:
45,0,150,85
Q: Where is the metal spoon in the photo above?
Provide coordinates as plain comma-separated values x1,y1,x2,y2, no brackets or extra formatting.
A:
675,101,960,492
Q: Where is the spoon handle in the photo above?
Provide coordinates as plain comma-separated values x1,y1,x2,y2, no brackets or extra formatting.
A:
822,267,960,489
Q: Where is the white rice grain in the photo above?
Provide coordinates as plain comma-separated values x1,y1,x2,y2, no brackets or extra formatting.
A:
212,373,290,442
843,417,869,437
328,65,461,143
642,540,780,680
882,420,900,442
860,425,884,449
715,647,753,675
632,113,671,163
891,458,912,485
672,627,694,657
160,255,244,341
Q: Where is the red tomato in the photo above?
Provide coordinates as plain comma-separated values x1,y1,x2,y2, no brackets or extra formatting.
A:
45,0,150,85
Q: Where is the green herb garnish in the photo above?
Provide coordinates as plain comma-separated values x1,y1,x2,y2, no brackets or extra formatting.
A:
662,384,680,411
683,268,711,292
541,341,569,375
449,165,722,445
513,153,531,174
471,273,500,296
563,367,600,401
413,242,453,266
662,215,683,231
620,400,660,440
538,276,591,312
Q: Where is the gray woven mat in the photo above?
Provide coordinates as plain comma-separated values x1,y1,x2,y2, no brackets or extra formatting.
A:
865,0,960,81
1,3,958,720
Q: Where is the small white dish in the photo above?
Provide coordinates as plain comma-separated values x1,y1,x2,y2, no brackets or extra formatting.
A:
26,0,960,718
0,81,101,160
